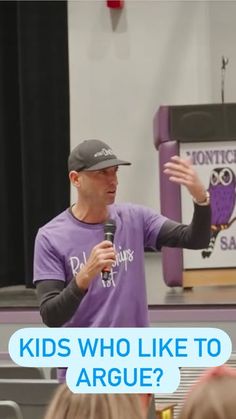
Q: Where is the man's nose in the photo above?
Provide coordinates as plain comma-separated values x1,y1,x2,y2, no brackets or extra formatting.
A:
108,173,118,186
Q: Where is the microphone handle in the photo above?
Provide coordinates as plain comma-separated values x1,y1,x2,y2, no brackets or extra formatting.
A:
105,232,114,243
102,270,110,281
102,232,114,280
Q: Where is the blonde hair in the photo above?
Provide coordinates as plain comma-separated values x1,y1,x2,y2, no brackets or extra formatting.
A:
178,366,236,419
44,384,144,419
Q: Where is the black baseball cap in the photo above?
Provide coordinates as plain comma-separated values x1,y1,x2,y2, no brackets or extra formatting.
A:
68,139,131,172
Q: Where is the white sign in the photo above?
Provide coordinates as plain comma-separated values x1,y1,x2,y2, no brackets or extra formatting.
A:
180,141,236,269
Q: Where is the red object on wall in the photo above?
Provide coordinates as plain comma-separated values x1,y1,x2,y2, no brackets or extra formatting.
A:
107,0,124,9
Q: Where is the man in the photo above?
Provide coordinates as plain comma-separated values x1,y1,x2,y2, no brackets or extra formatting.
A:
34,139,211,382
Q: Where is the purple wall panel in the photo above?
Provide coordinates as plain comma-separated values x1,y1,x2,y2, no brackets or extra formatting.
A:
154,106,183,286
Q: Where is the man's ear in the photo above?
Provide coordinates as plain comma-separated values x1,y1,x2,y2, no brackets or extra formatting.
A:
69,171,81,187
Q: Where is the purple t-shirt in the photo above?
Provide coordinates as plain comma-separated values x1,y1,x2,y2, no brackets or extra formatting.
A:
34,203,166,328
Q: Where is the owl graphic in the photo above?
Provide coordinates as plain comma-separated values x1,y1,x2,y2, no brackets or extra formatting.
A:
202,167,236,258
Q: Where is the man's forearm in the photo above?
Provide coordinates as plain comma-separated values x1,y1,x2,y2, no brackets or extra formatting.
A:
36,278,86,327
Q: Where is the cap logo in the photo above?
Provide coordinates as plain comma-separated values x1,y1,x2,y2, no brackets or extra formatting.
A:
94,148,114,158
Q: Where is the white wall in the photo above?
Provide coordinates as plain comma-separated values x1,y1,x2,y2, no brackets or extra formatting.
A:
209,1,236,103
67,1,236,302
68,0,214,207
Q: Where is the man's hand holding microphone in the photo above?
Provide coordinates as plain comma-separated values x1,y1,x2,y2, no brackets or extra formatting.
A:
75,220,116,291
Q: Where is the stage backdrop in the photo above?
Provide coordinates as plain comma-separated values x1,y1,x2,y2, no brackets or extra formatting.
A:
0,1,70,288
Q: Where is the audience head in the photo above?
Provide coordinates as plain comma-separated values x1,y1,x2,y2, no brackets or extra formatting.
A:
178,365,236,419
44,384,144,419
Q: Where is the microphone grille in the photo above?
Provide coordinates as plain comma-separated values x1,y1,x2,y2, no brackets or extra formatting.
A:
104,219,116,234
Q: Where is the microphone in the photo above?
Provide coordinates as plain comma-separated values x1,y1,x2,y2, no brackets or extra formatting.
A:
102,219,116,281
